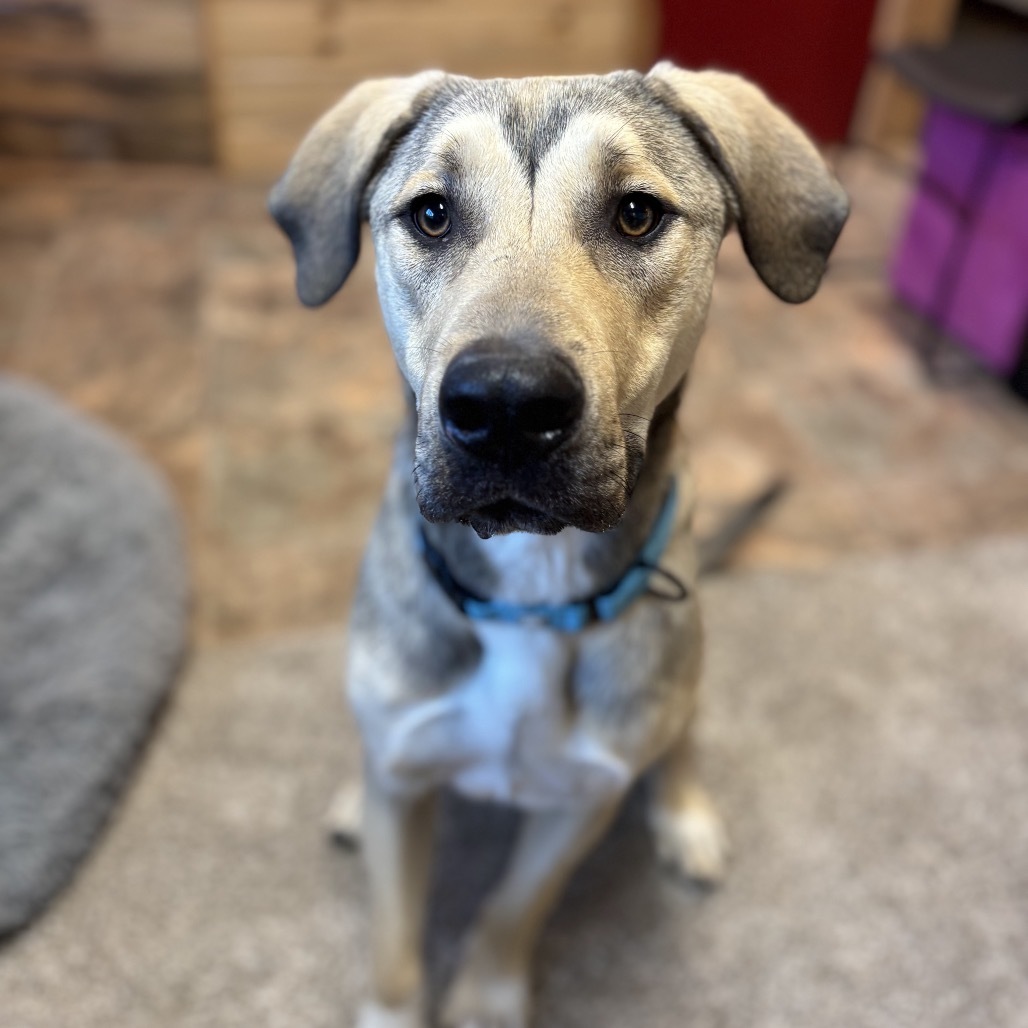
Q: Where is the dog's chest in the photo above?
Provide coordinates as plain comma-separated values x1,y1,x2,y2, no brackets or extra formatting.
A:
378,531,631,808
382,622,630,809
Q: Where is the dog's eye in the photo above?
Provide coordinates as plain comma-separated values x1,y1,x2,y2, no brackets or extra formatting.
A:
615,193,662,238
411,195,450,239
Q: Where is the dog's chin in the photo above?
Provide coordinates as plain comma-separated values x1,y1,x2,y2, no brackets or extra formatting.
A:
459,500,568,540
421,495,629,539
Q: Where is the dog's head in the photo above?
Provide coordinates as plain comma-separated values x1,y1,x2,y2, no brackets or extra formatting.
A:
270,65,848,538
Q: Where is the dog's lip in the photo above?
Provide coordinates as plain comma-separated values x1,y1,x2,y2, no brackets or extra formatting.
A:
431,485,631,536
474,498,541,521
457,497,570,538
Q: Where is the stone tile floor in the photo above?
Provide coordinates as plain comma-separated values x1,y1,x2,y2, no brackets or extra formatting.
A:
2,150,1027,647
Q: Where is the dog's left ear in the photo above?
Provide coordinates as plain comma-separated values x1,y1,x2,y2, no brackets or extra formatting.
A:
646,62,849,303
269,70,447,307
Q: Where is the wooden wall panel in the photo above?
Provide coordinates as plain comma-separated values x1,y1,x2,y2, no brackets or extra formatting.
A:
0,0,212,163
205,0,659,178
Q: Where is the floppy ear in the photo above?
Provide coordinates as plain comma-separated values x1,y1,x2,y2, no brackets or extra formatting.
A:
269,70,447,307
646,62,849,303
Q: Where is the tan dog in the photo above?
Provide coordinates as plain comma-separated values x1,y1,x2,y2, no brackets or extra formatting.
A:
271,63,848,1028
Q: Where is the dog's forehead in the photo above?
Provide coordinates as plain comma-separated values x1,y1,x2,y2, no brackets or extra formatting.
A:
405,72,687,181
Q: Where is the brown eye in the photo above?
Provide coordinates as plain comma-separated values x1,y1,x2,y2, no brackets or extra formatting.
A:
615,193,662,238
411,194,450,238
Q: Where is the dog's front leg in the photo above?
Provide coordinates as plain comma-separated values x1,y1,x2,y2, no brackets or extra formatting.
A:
441,795,623,1028
358,768,438,1028
648,718,730,886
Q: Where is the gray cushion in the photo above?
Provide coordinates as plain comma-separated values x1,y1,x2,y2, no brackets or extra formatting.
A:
0,376,188,938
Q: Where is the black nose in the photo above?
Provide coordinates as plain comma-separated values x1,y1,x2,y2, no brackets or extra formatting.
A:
439,339,584,464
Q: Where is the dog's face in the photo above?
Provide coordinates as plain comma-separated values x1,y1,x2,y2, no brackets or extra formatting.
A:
271,66,848,538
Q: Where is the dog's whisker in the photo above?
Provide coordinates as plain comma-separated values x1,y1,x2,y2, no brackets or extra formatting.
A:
580,349,622,362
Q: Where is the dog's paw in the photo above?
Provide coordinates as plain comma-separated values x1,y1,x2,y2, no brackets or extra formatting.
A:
440,946,530,1028
325,779,363,849
650,786,730,886
355,999,423,1028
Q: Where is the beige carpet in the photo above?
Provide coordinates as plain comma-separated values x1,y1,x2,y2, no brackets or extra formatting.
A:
1,538,1025,1028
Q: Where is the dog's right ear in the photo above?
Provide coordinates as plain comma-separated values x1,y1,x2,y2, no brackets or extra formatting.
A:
269,71,447,307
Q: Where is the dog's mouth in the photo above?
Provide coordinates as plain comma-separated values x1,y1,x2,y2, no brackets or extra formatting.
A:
414,436,647,539
413,412,649,539
459,498,568,539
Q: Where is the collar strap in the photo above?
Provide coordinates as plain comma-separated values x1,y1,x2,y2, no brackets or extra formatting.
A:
417,479,688,632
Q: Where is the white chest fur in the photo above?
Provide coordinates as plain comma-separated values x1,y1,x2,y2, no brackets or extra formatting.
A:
473,527,600,605
380,619,630,808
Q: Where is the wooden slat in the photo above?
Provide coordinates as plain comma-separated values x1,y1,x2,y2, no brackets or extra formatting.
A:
87,0,205,75
0,72,118,122
208,0,643,60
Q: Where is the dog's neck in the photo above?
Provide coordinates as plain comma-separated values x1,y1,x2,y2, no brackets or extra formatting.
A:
419,384,685,608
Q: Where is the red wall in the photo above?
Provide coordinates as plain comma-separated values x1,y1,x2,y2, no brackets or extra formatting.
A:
659,0,878,142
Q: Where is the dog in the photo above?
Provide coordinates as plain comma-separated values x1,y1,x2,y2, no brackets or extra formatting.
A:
270,63,848,1028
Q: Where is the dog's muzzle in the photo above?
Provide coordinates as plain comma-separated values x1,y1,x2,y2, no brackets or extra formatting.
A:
416,337,627,537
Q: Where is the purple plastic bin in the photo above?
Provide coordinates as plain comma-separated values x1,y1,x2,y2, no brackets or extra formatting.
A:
890,103,1028,376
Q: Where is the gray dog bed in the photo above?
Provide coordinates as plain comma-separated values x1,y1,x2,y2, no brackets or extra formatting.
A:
0,377,188,939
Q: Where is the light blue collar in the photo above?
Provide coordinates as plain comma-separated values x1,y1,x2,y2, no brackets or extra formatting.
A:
418,479,687,632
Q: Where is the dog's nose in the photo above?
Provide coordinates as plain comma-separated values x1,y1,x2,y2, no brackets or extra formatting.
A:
439,339,584,463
